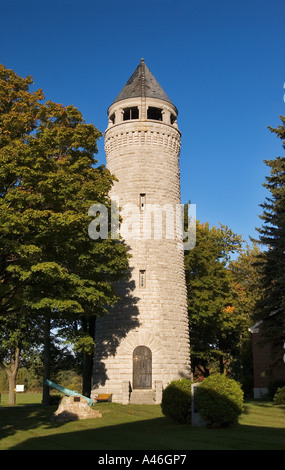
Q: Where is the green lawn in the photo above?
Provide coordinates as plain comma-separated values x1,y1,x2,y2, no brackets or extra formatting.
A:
0,394,285,450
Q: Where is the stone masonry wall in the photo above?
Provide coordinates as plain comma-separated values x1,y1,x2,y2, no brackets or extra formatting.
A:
92,96,191,403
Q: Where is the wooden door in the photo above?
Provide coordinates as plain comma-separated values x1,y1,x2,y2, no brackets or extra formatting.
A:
133,346,152,389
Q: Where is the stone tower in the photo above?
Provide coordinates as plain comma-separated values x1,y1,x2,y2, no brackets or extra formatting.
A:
92,59,191,404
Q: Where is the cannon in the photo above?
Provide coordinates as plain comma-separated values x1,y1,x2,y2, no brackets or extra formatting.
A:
45,379,94,407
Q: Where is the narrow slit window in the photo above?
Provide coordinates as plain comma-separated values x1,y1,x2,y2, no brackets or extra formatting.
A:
139,270,146,288
140,193,146,211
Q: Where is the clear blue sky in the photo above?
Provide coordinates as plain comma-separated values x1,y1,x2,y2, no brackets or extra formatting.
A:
1,0,285,245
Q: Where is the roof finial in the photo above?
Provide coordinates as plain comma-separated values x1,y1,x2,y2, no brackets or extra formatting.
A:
140,58,145,98
109,58,176,112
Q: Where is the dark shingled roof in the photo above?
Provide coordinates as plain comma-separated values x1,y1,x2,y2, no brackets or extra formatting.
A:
110,59,176,110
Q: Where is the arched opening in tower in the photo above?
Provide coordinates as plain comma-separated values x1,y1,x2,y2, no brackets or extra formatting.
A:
133,346,152,389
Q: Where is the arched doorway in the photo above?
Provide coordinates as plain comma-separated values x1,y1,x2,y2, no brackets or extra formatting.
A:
133,346,152,389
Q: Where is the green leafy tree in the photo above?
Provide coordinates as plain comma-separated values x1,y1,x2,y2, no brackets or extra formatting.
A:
229,244,264,392
254,116,285,351
0,65,130,403
0,312,38,403
230,244,263,321
184,221,244,377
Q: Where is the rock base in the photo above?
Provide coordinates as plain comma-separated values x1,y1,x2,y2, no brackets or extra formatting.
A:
52,396,102,422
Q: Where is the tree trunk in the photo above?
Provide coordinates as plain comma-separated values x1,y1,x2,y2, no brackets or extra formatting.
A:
198,363,210,378
82,316,96,398
9,347,20,405
42,317,51,406
8,373,17,405
219,355,225,374
0,346,21,405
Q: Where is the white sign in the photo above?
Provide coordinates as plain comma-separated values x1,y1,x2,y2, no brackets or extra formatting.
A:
16,385,24,392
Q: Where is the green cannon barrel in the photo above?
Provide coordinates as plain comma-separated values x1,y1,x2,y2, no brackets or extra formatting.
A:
45,379,94,407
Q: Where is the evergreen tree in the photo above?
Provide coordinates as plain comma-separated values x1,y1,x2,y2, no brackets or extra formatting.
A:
254,116,285,351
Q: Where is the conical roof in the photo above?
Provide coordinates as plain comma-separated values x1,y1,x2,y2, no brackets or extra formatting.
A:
110,59,176,110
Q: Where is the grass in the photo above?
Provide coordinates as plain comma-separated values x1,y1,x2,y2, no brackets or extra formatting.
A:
0,393,285,450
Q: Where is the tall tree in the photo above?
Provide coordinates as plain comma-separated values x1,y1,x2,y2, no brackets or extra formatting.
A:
254,116,285,352
230,243,263,322
0,65,130,403
184,221,244,377
229,244,264,390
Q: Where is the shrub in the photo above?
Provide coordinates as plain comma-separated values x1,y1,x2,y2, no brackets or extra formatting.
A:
195,374,244,429
268,380,285,400
161,378,192,424
273,386,285,405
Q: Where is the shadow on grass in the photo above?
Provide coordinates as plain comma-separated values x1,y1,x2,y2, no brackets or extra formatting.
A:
1,403,285,450
243,400,285,415
0,405,180,450
0,405,62,441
